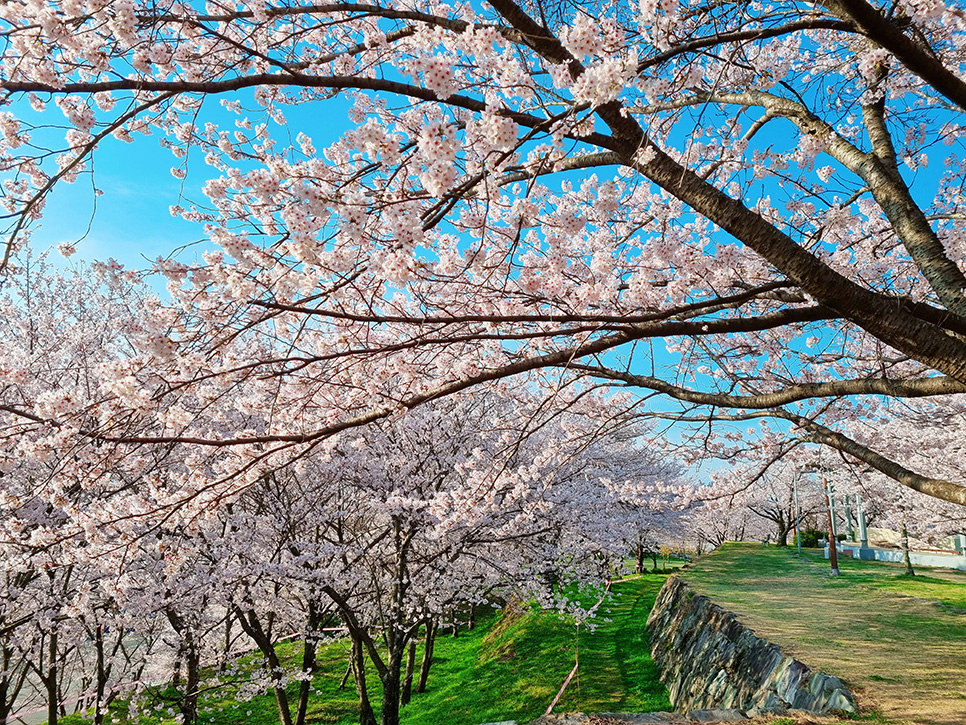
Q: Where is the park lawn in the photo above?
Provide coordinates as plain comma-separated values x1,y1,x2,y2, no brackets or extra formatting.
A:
64,574,672,725
682,543,966,725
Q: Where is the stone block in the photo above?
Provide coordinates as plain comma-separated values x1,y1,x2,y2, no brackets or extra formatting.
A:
825,688,858,714
748,691,786,715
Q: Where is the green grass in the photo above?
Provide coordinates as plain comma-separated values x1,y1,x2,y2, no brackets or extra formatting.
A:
681,543,966,725
63,575,672,725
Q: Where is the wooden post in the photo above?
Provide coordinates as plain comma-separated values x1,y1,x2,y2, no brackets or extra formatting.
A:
825,479,840,576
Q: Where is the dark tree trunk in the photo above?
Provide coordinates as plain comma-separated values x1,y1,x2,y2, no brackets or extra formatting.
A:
351,637,376,725
379,644,405,725
0,681,9,725
234,607,293,725
776,518,790,546
338,660,352,690
219,610,233,673
1,634,28,725
93,626,107,725
295,600,320,725
825,488,840,577
165,610,201,725
902,521,916,576
416,619,436,693
182,633,201,725
401,639,417,706
45,629,58,725
171,643,182,689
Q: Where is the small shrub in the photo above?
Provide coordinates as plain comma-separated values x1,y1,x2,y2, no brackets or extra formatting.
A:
797,528,824,548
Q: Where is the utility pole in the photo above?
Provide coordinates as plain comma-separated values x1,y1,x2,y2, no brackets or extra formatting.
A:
828,486,839,540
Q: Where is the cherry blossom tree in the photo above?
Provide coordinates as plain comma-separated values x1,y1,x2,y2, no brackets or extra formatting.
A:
738,461,826,545
238,390,676,725
3,0,966,507
0,254,157,724
680,489,764,551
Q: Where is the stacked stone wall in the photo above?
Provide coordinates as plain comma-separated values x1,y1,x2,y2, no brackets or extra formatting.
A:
646,576,856,716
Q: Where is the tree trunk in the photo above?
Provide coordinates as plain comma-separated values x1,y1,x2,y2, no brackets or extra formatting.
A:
351,637,376,725
219,610,234,673
902,521,916,576
401,639,417,706
634,543,644,573
182,633,201,725
378,646,405,725
46,629,58,725
776,518,789,547
339,660,352,690
165,609,200,725
0,681,9,725
1,634,27,725
416,619,436,693
171,643,182,689
93,625,107,725
295,600,320,725
234,608,294,725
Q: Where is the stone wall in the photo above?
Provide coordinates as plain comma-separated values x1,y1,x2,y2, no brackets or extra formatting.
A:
646,576,857,717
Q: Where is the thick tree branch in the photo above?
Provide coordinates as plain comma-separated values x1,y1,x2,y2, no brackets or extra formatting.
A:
570,365,966,408
485,0,966,383
792,414,966,506
825,0,966,111
694,88,966,318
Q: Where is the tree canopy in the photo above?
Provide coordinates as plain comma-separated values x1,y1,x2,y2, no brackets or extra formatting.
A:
2,3,966,509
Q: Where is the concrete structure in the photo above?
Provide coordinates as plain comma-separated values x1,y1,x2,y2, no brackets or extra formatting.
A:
832,541,966,571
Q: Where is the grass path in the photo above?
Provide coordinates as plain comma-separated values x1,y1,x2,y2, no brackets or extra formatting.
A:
400,574,672,723
682,544,966,725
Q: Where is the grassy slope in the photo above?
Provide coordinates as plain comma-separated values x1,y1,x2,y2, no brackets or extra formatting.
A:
70,574,671,725
682,543,966,725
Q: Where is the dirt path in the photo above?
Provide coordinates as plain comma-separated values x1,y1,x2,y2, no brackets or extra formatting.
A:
681,544,966,725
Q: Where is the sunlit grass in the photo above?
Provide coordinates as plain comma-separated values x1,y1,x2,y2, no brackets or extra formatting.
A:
63,575,672,725
682,543,966,725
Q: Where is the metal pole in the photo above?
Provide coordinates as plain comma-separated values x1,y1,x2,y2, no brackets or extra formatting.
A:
844,494,855,541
